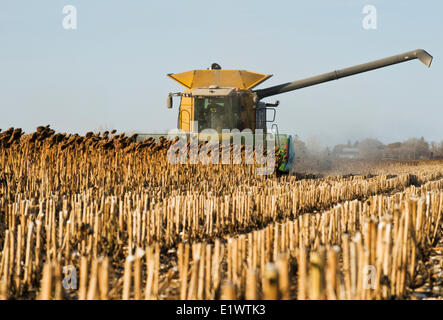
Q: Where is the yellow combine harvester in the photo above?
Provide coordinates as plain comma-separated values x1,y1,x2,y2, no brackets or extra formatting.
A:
139,49,433,173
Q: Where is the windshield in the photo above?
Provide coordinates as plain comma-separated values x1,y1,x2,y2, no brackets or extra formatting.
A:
194,96,235,133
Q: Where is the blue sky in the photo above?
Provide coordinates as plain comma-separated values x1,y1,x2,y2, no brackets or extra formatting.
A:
0,0,441,146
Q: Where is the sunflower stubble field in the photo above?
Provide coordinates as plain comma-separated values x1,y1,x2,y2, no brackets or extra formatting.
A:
0,126,442,300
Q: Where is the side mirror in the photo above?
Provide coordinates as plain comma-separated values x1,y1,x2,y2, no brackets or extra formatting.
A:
167,94,173,109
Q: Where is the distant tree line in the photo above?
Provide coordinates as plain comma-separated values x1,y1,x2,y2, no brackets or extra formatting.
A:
329,137,442,160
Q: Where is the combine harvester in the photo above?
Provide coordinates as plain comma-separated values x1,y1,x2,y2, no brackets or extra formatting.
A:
139,49,432,174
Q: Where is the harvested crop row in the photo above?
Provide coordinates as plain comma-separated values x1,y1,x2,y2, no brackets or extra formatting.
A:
0,127,443,300
171,180,443,300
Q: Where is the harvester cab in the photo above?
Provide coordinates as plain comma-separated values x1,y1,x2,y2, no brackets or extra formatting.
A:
162,49,432,174
165,65,293,172
166,67,274,133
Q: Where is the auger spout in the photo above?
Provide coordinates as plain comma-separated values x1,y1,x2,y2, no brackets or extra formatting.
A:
254,49,433,100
